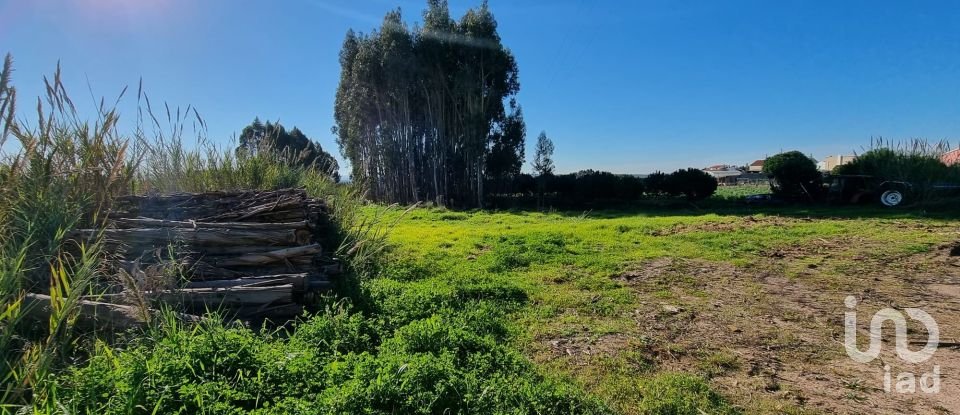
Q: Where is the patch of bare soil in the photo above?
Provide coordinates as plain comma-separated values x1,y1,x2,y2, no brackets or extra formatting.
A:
761,235,868,260
615,241,960,415
542,333,633,362
647,215,805,236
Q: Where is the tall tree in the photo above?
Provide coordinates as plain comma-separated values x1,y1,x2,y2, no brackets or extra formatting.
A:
238,118,340,182
486,100,526,194
333,1,523,207
531,130,554,209
531,131,555,176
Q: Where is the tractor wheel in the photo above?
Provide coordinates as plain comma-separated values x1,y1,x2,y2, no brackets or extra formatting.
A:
879,189,906,207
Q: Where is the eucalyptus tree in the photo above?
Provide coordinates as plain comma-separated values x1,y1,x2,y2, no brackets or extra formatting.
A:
486,101,526,194
334,0,524,207
532,131,555,177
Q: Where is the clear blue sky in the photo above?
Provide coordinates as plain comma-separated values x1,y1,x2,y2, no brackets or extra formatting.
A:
3,0,960,175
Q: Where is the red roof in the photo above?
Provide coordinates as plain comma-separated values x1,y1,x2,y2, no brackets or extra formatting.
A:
942,149,960,166
750,159,765,167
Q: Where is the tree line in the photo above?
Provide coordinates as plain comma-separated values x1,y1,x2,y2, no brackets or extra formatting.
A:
236,118,341,182
486,168,718,209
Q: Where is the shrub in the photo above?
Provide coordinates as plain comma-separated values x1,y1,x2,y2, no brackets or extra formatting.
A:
763,151,822,200
644,171,669,195
663,168,718,200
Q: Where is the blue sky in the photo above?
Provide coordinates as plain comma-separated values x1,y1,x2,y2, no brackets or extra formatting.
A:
3,0,960,175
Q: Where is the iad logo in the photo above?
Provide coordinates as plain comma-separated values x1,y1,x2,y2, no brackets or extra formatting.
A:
844,296,940,393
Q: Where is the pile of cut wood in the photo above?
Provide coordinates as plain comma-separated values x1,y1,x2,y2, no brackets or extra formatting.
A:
69,188,340,325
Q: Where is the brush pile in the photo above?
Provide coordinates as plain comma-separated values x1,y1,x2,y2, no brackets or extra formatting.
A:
71,188,340,323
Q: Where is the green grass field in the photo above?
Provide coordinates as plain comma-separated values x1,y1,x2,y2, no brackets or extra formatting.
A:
374,203,960,414
4,57,959,414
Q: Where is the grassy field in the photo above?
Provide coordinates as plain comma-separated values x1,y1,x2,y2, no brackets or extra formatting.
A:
375,203,960,414
2,59,957,413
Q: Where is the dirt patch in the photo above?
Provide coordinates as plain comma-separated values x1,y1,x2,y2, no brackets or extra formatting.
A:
614,250,960,414
762,235,871,260
941,242,960,258
542,333,632,362
929,284,960,299
614,257,675,282
647,215,801,237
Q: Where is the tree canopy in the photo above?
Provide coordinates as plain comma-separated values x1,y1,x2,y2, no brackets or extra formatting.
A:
532,131,555,177
334,1,524,207
238,118,340,182
763,151,821,199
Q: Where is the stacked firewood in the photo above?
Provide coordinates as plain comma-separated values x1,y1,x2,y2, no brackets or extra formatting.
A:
71,189,340,323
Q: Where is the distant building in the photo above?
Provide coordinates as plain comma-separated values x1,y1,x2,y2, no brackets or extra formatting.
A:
818,154,857,172
703,165,742,185
748,159,765,173
738,174,767,186
942,149,960,166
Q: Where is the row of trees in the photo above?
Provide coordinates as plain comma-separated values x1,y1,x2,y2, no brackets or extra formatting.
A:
236,118,341,182
485,168,718,208
334,1,524,207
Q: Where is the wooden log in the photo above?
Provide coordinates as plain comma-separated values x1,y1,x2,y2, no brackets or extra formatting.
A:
151,284,293,306
177,245,296,256
114,189,307,207
75,228,307,247
109,189,325,223
184,273,313,291
201,199,306,222
187,262,253,279
213,259,316,275
114,244,305,260
307,278,333,291
115,218,310,230
207,244,322,267
321,264,343,276
22,293,200,331
186,261,321,280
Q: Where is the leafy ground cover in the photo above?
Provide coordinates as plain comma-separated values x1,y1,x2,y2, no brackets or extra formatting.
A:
378,203,960,414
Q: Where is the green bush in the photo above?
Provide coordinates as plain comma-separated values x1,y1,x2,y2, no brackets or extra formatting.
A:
664,168,718,200
644,171,670,195
763,151,822,200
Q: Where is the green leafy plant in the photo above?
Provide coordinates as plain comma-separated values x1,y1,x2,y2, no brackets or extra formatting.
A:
763,151,822,200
